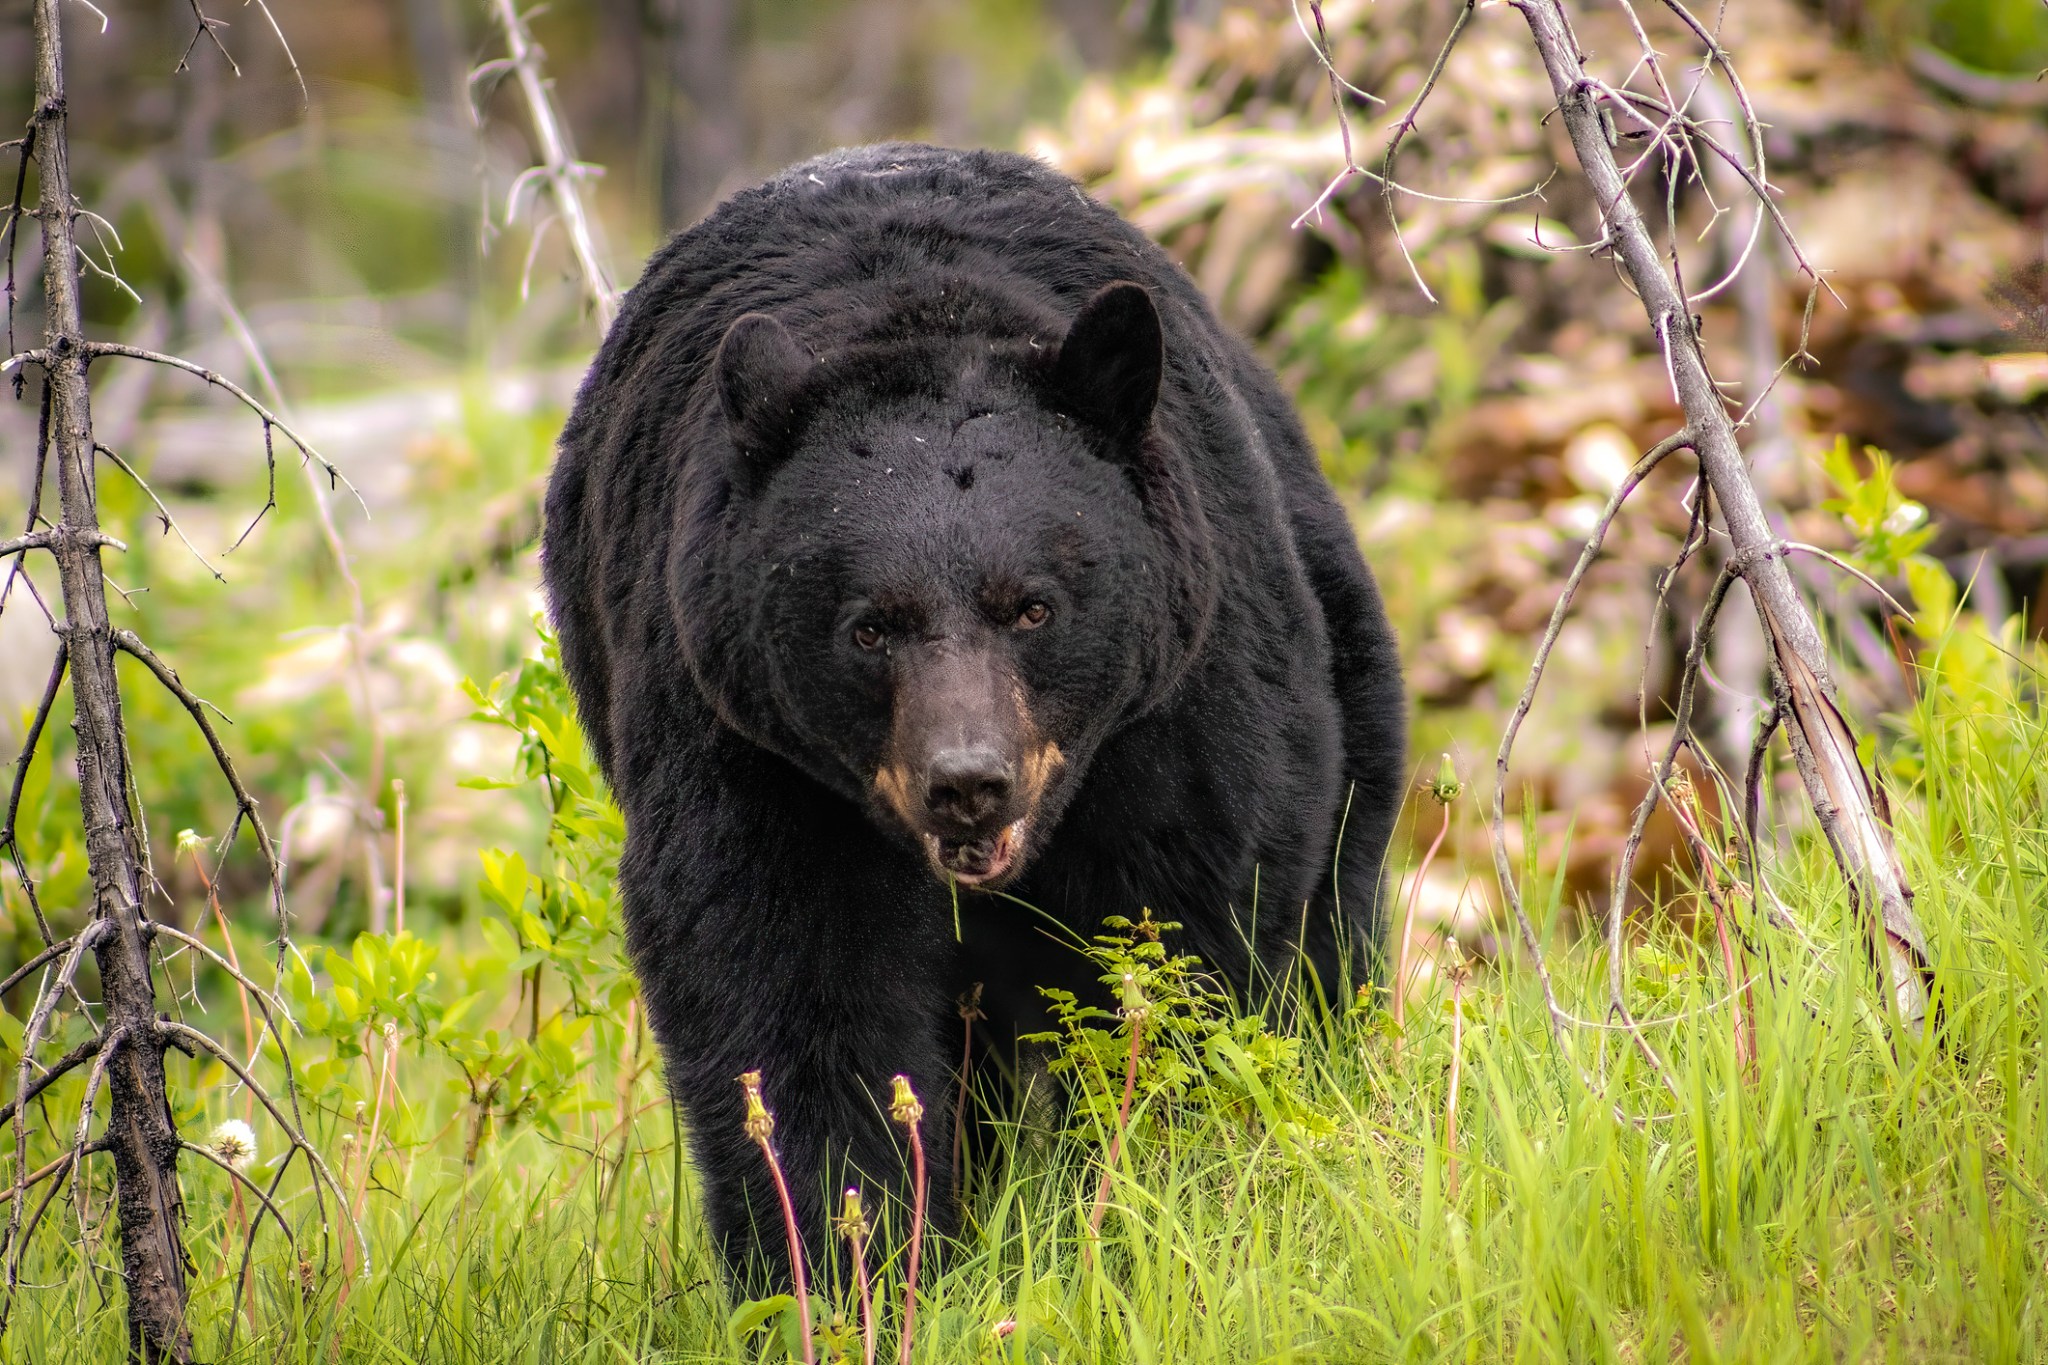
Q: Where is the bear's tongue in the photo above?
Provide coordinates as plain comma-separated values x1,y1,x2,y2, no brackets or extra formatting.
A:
933,824,1017,886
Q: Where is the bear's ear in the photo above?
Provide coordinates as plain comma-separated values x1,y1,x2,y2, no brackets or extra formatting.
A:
717,312,816,478
1048,281,1162,446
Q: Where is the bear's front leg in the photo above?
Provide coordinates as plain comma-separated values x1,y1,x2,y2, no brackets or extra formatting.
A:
670,1020,958,1295
619,776,961,1294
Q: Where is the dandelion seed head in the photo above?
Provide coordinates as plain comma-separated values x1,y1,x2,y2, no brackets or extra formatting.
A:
210,1119,258,1171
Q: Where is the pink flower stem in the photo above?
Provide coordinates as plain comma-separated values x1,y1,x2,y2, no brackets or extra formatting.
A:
900,1120,927,1365
1088,1015,1143,1235
1393,798,1453,1051
853,1241,876,1365
1445,969,1465,1199
755,1135,815,1365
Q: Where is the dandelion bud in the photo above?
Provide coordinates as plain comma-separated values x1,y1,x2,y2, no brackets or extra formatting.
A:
737,1070,774,1143
889,1074,923,1127
1119,972,1150,1022
210,1118,257,1171
835,1187,869,1244
1429,753,1463,806
1442,937,1471,989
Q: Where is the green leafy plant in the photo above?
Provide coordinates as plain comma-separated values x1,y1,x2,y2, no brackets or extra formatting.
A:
1818,436,1936,580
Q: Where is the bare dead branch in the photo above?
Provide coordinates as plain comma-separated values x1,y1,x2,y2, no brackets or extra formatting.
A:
180,251,392,933
93,444,225,582
0,934,77,1002
142,922,295,1038
157,1022,363,1265
1292,0,1509,299
0,1153,77,1208
11,0,328,1348
0,1028,105,1131
1509,0,1933,1033
178,1141,297,1258
1491,428,1691,1068
80,341,362,514
175,1,240,78
2,638,67,947
0,527,124,560
481,0,619,330
1599,84,1838,305
111,630,287,939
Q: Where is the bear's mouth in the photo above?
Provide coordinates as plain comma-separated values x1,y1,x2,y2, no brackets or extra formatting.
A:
929,822,1022,887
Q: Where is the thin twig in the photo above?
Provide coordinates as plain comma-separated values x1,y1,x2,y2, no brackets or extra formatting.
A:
243,0,308,105
1511,0,1932,1033
1,639,68,946
0,1153,76,1207
156,1021,364,1267
481,0,619,330
66,1025,122,1255
0,934,76,1002
112,630,287,940
1490,431,1691,1064
176,0,240,77
0,1028,105,1131
94,444,224,581
81,341,362,513
143,921,294,1032
180,250,392,933
179,1140,298,1258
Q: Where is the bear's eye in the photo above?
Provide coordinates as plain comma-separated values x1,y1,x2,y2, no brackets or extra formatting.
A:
1015,601,1051,631
852,623,886,652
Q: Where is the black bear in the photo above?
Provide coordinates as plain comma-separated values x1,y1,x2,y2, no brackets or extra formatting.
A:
542,143,1405,1284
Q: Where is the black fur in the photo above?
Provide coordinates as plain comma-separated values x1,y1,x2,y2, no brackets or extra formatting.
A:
542,143,1406,1288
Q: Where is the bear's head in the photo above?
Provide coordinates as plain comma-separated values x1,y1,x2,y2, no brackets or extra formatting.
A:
673,281,1216,889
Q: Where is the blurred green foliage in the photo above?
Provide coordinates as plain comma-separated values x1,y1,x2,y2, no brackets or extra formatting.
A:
1929,0,2048,72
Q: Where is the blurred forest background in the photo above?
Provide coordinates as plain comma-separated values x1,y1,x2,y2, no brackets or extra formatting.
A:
2,0,2045,1001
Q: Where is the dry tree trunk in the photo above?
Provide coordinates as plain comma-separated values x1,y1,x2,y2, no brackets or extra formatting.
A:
28,0,192,1355
1507,0,1934,1032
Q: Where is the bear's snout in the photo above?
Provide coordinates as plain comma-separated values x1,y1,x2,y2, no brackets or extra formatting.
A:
866,642,1052,887
924,746,1016,830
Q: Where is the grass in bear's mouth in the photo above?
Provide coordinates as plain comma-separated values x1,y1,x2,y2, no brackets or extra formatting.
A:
931,821,1020,885
6,649,2043,1364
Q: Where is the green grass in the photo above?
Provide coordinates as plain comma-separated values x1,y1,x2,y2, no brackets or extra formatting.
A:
4,625,2045,1364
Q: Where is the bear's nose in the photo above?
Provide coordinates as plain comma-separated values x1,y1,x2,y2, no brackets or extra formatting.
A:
924,747,1015,828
